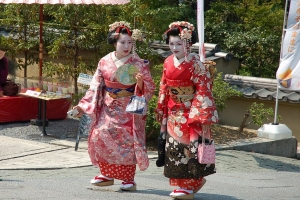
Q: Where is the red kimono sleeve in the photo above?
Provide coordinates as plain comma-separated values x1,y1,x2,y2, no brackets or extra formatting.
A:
155,65,168,115
187,55,219,127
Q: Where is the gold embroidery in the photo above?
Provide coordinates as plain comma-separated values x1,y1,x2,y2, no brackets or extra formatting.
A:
169,86,195,103
107,90,133,99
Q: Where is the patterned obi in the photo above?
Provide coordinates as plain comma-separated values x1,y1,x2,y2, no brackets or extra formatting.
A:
104,80,135,99
166,78,195,103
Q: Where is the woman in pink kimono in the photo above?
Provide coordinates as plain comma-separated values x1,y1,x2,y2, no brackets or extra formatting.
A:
155,21,219,199
74,21,155,191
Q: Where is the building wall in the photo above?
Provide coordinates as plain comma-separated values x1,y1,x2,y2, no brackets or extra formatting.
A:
218,97,300,141
213,57,240,75
12,51,100,79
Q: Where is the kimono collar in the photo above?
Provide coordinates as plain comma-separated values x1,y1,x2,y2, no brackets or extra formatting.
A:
111,52,133,68
173,56,185,68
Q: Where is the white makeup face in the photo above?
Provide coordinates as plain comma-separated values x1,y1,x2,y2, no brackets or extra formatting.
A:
114,33,133,59
169,36,185,60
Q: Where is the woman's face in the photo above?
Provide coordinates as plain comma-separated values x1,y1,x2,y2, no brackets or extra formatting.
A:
169,36,185,60
114,33,133,59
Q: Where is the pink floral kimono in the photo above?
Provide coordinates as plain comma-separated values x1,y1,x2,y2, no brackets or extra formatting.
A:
156,53,219,190
78,52,155,180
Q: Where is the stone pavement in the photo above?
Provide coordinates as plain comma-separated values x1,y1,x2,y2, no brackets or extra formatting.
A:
1,135,300,199
1,135,300,200
0,135,299,170
0,135,91,170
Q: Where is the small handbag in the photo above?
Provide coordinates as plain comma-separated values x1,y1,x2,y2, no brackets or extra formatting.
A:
2,79,20,96
198,130,216,164
125,85,147,115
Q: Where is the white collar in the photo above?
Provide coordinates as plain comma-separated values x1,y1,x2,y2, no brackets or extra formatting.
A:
173,56,185,68
112,52,133,68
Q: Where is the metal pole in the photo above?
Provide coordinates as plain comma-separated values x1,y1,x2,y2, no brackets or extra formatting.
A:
39,4,43,78
274,0,289,124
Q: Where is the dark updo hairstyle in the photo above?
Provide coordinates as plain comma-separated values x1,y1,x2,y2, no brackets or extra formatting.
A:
165,27,198,45
107,27,132,45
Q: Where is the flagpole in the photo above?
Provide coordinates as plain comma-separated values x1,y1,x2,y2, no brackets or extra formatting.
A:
258,0,293,140
197,0,205,62
274,0,289,124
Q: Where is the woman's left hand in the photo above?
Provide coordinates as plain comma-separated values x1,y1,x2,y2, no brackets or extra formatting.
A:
135,73,144,91
201,124,211,133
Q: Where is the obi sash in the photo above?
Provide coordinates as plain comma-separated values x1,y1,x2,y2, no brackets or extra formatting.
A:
104,80,135,99
166,78,195,103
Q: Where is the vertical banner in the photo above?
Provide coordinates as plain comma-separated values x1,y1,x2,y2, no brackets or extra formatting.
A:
287,0,300,28
197,0,205,62
276,0,300,90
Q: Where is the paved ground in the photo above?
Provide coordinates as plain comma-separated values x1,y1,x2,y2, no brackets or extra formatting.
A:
1,134,300,199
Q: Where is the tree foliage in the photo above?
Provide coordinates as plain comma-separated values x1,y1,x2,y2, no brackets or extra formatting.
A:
238,102,282,132
212,72,242,111
0,4,40,78
205,0,285,78
0,1,276,137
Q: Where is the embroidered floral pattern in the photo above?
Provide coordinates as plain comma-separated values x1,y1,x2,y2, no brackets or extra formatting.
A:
78,52,155,171
156,53,218,179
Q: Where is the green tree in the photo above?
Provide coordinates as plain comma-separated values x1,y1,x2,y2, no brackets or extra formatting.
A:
118,0,196,41
43,4,113,101
205,0,284,78
225,28,281,78
212,72,243,111
0,4,40,78
238,102,281,132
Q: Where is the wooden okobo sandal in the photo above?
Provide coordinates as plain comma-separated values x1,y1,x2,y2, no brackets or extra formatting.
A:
90,175,114,186
120,181,137,191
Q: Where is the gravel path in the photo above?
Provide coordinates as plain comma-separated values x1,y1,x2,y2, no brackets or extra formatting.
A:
0,117,81,143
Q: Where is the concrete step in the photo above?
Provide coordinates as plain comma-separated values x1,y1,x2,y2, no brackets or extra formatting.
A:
217,137,298,159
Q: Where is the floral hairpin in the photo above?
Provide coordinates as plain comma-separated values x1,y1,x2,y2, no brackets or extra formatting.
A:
132,29,143,41
169,21,195,40
169,21,195,31
109,21,131,32
131,29,143,59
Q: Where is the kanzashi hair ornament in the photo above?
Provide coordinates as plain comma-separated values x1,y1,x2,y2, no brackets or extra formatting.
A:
109,21,131,32
131,29,143,58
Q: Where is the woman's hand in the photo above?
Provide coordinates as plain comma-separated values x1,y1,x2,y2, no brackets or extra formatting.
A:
201,124,210,132
201,124,211,137
73,106,84,117
135,73,144,91
155,112,163,124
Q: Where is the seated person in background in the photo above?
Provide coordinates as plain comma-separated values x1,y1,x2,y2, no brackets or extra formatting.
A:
0,50,8,97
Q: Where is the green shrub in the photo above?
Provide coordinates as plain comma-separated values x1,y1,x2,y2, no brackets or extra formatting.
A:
145,64,163,140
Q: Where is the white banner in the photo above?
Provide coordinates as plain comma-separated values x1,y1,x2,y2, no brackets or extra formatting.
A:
276,1,300,90
287,0,300,28
276,22,300,90
197,0,205,62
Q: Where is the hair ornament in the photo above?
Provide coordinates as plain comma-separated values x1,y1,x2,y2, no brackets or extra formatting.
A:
168,21,194,40
131,29,143,59
109,21,131,32
132,29,143,41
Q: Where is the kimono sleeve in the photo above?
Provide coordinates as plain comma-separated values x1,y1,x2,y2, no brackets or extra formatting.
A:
187,56,219,126
138,61,156,102
77,60,104,117
155,65,168,115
